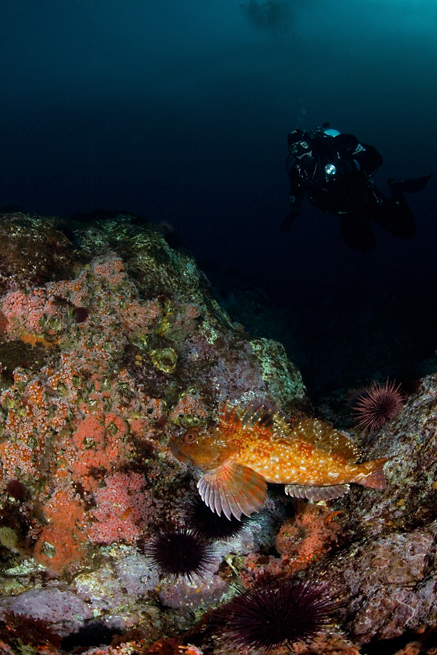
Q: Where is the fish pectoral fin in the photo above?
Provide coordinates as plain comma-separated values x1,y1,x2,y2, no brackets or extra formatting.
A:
197,460,267,520
284,483,350,501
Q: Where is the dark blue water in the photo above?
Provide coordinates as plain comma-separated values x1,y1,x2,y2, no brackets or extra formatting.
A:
1,0,436,394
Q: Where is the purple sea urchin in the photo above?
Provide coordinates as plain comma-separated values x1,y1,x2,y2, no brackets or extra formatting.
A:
353,380,403,431
145,529,215,579
185,495,248,541
213,579,337,652
5,480,26,501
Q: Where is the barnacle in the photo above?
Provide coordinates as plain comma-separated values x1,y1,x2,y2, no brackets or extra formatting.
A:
0,526,19,550
149,347,178,374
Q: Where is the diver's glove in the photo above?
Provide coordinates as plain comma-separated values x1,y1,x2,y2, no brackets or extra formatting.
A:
280,209,299,232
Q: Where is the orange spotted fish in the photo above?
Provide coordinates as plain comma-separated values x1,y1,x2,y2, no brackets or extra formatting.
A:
169,401,388,520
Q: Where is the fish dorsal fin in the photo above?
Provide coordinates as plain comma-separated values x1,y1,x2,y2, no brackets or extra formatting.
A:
292,418,361,462
218,400,241,427
271,413,295,439
197,459,267,520
218,401,291,438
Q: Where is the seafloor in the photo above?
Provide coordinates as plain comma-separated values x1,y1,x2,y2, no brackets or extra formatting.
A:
0,212,436,655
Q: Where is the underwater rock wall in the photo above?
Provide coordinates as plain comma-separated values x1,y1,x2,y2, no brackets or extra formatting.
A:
315,375,437,645
0,213,307,650
0,213,436,654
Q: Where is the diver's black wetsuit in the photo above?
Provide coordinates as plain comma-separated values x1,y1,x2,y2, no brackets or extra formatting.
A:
282,127,431,250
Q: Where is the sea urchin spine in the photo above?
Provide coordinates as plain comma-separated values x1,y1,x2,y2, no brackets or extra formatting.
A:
145,528,216,580
353,379,403,431
184,494,247,541
213,578,338,652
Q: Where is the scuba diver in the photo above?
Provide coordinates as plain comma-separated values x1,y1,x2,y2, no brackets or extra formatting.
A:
281,123,432,250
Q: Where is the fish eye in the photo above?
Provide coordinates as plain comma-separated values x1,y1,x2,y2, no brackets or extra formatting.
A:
184,432,197,443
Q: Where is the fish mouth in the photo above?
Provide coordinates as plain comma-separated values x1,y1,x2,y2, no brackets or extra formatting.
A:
168,436,192,464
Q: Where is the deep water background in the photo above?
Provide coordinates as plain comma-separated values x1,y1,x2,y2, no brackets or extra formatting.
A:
1,0,437,396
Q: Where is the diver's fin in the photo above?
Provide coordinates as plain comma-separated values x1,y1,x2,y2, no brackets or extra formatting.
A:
280,209,298,232
388,174,433,194
198,460,267,520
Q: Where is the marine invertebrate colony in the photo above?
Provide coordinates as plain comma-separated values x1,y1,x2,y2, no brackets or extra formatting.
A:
88,472,156,545
352,379,403,431
213,578,338,652
170,400,388,519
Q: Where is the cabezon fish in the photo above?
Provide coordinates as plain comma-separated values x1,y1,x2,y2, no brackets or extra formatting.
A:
169,401,388,520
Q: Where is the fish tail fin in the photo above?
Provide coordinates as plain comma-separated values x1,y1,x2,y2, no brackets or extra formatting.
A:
356,457,388,489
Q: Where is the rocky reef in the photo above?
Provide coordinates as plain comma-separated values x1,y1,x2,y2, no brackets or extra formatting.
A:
0,212,436,655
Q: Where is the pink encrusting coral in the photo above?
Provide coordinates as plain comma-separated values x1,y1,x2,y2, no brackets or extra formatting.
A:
88,472,157,545
2,288,64,337
0,252,184,572
118,299,162,333
169,393,209,424
240,501,341,588
0,240,304,582
274,501,341,572
33,487,88,572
